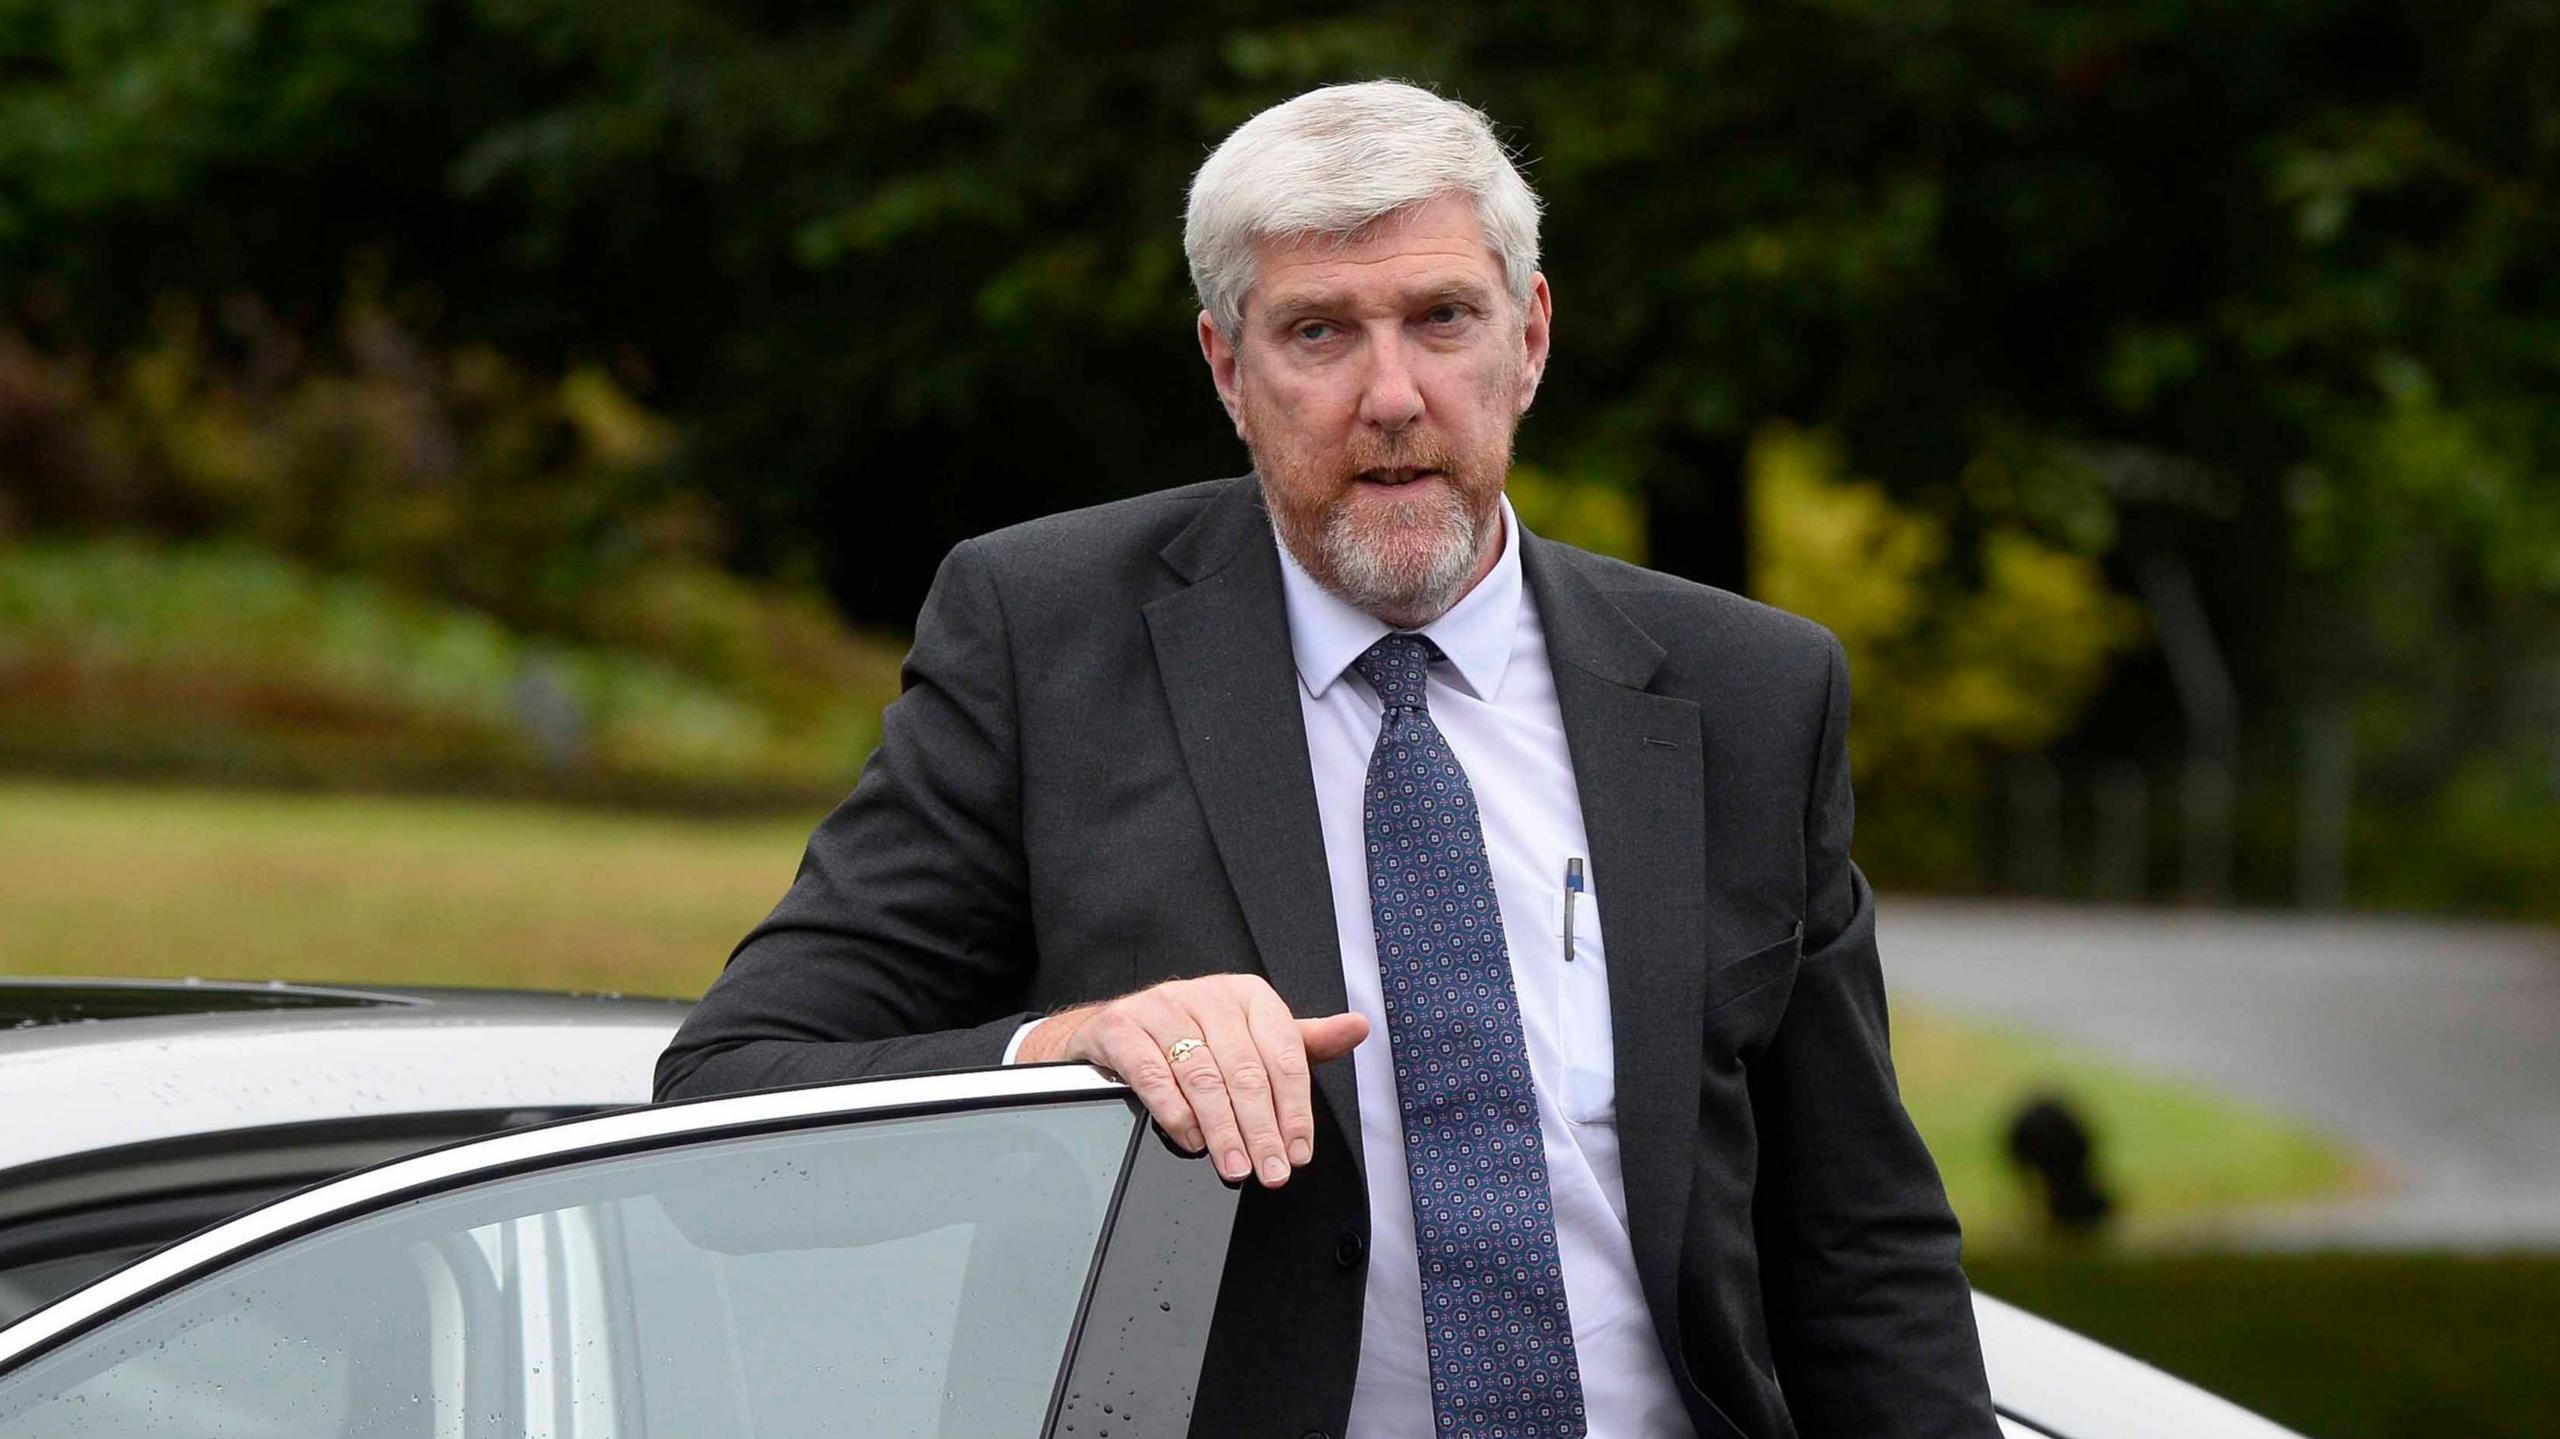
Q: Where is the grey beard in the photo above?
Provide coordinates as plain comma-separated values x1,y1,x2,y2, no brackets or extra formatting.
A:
1297,486,1490,629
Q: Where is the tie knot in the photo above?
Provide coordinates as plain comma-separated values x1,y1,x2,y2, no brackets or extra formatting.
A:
1353,632,1438,712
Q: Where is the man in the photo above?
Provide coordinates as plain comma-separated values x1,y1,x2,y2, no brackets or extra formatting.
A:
658,80,1997,1439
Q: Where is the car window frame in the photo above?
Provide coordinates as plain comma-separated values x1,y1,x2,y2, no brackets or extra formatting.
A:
0,1063,1241,1439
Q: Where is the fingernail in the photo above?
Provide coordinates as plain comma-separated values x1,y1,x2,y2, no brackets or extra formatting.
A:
1222,1150,1248,1180
1259,1155,1289,1185
1289,1139,1312,1166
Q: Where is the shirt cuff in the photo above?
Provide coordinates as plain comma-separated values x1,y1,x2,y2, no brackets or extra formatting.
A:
1001,1017,1043,1065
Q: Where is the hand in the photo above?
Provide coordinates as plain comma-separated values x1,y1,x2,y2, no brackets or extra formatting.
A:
1016,976,1369,1187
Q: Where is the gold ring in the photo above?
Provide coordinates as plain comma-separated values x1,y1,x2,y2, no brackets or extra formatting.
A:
1167,1037,1206,1064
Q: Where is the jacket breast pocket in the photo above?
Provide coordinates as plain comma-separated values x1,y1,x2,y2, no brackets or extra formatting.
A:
1700,923,1803,1061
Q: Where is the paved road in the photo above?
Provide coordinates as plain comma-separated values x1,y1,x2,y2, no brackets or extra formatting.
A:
1878,898,2560,1249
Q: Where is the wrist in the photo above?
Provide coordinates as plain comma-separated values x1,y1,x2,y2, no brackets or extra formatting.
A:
1016,1004,1097,1065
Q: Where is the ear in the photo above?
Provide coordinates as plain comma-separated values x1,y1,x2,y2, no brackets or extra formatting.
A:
1198,310,1245,434
1516,272,1553,415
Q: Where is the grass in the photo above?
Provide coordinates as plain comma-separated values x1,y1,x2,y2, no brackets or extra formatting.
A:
1893,1004,2369,1251
0,779,813,998
1968,1250,2560,1439
0,778,2367,1238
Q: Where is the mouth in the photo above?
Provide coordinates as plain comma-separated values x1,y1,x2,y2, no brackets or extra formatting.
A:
1353,467,1444,488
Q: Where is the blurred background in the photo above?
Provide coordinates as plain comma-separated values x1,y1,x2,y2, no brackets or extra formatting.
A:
2,2,2555,1432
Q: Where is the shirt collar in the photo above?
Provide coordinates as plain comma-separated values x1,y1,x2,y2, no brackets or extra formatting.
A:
1274,493,1522,703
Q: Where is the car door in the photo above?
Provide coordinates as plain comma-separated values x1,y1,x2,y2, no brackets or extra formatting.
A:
0,1066,1235,1439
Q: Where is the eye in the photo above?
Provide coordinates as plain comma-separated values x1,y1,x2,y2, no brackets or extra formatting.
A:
1293,320,1336,343
1424,303,1470,327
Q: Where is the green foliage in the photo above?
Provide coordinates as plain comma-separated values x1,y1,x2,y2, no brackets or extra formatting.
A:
0,0,2554,902
1506,464,1646,565
1,284,904,785
9,4,2557,626
0,0,432,228
0,537,897,802
2356,755,2560,922
1749,424,2144,783
5,287,693,640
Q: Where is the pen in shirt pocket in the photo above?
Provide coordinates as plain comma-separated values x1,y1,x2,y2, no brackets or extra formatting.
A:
1560,856,1584,962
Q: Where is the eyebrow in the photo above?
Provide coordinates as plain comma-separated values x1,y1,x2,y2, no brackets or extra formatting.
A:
1260,277,1498,323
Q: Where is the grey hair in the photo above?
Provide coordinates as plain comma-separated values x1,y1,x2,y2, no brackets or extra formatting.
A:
1184,80,1543,341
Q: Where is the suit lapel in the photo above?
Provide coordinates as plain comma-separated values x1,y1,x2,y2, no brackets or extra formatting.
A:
1522,534,1708,1325
1143,481,1362,1173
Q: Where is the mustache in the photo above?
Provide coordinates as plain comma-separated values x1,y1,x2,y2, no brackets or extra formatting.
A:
1338,436,1463,479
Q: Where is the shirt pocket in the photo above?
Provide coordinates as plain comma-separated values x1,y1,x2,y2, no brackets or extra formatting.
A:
1549,867,1617,1125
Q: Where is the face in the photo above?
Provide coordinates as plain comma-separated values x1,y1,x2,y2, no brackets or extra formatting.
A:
1200,194,1552,628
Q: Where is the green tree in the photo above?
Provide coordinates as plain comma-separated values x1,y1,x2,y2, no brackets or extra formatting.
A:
5,0,2555,901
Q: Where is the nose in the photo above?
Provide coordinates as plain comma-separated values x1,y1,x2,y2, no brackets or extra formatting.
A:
1356,329,1425,432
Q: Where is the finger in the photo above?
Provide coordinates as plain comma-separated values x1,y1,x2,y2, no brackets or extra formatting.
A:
1297,1011,1371,1062
1144,1007,1253,1185
1078,1004,1203,1153
1244,989,1318,1169
1193,1002,1289,1188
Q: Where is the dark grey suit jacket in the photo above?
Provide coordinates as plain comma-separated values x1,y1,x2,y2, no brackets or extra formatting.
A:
656,475,1997,1439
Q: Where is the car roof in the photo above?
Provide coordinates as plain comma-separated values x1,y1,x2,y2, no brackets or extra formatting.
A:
0,978,688,1178
1,977,414,1028
0,976,680,1031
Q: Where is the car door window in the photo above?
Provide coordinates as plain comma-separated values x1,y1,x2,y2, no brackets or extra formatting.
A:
0,1098,1135,1439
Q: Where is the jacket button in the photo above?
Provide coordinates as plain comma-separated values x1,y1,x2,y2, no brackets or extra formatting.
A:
1334,1230,1365,1268
1301,1431,1331,1439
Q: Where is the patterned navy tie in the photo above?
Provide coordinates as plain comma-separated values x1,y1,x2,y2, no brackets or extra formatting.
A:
1354,632,1587,1439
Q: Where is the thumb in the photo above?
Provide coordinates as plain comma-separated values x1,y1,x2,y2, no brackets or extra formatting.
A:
1295,1011,1372,1062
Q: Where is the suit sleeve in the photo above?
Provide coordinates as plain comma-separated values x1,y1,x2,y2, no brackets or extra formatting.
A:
1747,634,1999,1436
654,538,1040,1101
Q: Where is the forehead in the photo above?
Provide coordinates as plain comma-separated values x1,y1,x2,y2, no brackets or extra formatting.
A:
1245,194,1504,319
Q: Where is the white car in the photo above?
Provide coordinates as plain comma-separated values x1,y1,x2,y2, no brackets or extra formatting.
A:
0,978,2303,1438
